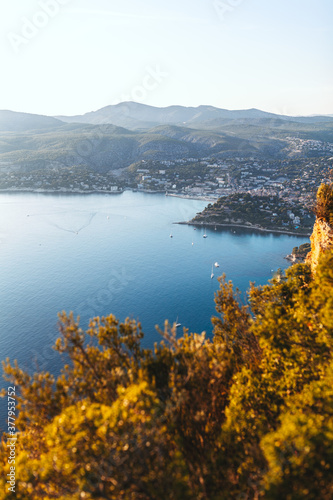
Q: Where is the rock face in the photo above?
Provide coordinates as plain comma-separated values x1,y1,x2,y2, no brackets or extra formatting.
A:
306,219,333,273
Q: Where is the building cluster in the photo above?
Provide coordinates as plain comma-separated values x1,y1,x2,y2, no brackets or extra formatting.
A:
132,154,331,208
0,169,122,193
1,136,332,213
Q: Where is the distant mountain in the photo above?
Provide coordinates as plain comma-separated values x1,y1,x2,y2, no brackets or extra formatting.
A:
56,102,333,130
0,106,333,175
0,110,63,132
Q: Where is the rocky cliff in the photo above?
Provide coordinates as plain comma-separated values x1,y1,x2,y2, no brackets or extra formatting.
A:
306,219,333,273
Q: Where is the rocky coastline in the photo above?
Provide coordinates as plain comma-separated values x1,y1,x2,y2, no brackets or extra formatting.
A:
177,220,311,237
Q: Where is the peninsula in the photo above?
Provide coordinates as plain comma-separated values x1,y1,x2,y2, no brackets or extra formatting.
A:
186,192,315,236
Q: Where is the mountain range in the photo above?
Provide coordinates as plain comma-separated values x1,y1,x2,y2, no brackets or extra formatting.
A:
0,103,332,174
56,102,333,130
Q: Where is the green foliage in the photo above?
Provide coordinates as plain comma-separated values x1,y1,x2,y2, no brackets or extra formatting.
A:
212,275,260,369
1,248,333,498
193,193,314,233
313,180,333,224
261,363,333,500
292,243,311,258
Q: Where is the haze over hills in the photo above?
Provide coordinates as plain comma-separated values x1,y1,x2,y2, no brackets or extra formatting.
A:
0,105,333,175
0,110,63,133
56,102,333,130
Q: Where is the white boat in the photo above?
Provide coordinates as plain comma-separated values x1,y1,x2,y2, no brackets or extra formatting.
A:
192,242,194,246
175,316,181,328
214,262,220,268
203,231,207,238
211,264,214,279
170,234,173,238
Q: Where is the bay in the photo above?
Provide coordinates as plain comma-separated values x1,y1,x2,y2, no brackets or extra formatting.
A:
0,191,308,426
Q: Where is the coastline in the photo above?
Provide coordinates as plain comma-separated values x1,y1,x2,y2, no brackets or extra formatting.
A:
176,220,311,237
0,187,215,202
0,188,311,237
0,187,124,195
166,192,217,202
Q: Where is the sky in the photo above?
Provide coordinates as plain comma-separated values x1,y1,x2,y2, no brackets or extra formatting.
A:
0,0,332,117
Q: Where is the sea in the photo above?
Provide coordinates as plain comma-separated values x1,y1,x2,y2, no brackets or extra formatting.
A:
0,191,309,428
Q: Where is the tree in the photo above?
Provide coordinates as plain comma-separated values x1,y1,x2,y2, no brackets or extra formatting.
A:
313,177,333,224
261,362,333,500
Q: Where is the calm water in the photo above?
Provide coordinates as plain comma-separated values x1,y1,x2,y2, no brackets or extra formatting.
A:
0,191,308,426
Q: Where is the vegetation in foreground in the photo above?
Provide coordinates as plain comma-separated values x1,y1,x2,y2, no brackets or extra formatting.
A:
291,243,311,260
313,179,333,225
1,186,333,499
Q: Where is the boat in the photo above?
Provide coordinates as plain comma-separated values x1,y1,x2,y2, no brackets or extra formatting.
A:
203,231,207,238
215,226,217,231
192,242,194,246
175,316,181,328
214,262,220,268
211,264,214,279
170,234,173,238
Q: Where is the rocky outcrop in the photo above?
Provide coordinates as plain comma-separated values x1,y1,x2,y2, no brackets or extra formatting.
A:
306,219,333,273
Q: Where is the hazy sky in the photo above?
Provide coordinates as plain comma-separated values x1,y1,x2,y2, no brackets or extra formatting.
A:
0,0,332,116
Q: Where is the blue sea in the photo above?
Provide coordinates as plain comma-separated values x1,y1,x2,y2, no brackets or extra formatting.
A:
0,191,309,427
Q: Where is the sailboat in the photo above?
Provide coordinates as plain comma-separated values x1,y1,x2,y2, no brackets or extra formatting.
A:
214,262,220,268
211,264,214,279
203,229,207,238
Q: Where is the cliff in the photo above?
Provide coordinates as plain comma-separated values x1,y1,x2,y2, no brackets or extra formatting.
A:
306,218,333,273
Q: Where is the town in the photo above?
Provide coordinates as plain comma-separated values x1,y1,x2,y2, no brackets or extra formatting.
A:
0,136,332,235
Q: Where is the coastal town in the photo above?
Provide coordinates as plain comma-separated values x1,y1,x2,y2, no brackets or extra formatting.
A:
0,136,332,235
130,154,332,203
1,147,332,202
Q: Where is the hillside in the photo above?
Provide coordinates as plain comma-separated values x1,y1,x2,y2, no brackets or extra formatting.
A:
0,110,63,132
0,118,284,175
0,122,195,173
0,107,332,181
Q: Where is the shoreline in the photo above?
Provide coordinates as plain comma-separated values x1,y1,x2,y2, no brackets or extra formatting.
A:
0,187,214,202
0,187,124,195
176,220,311,237
0,188,312,237
166,192,216,202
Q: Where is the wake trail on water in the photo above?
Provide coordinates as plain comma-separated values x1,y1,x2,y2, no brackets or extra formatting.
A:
45,212,97,234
